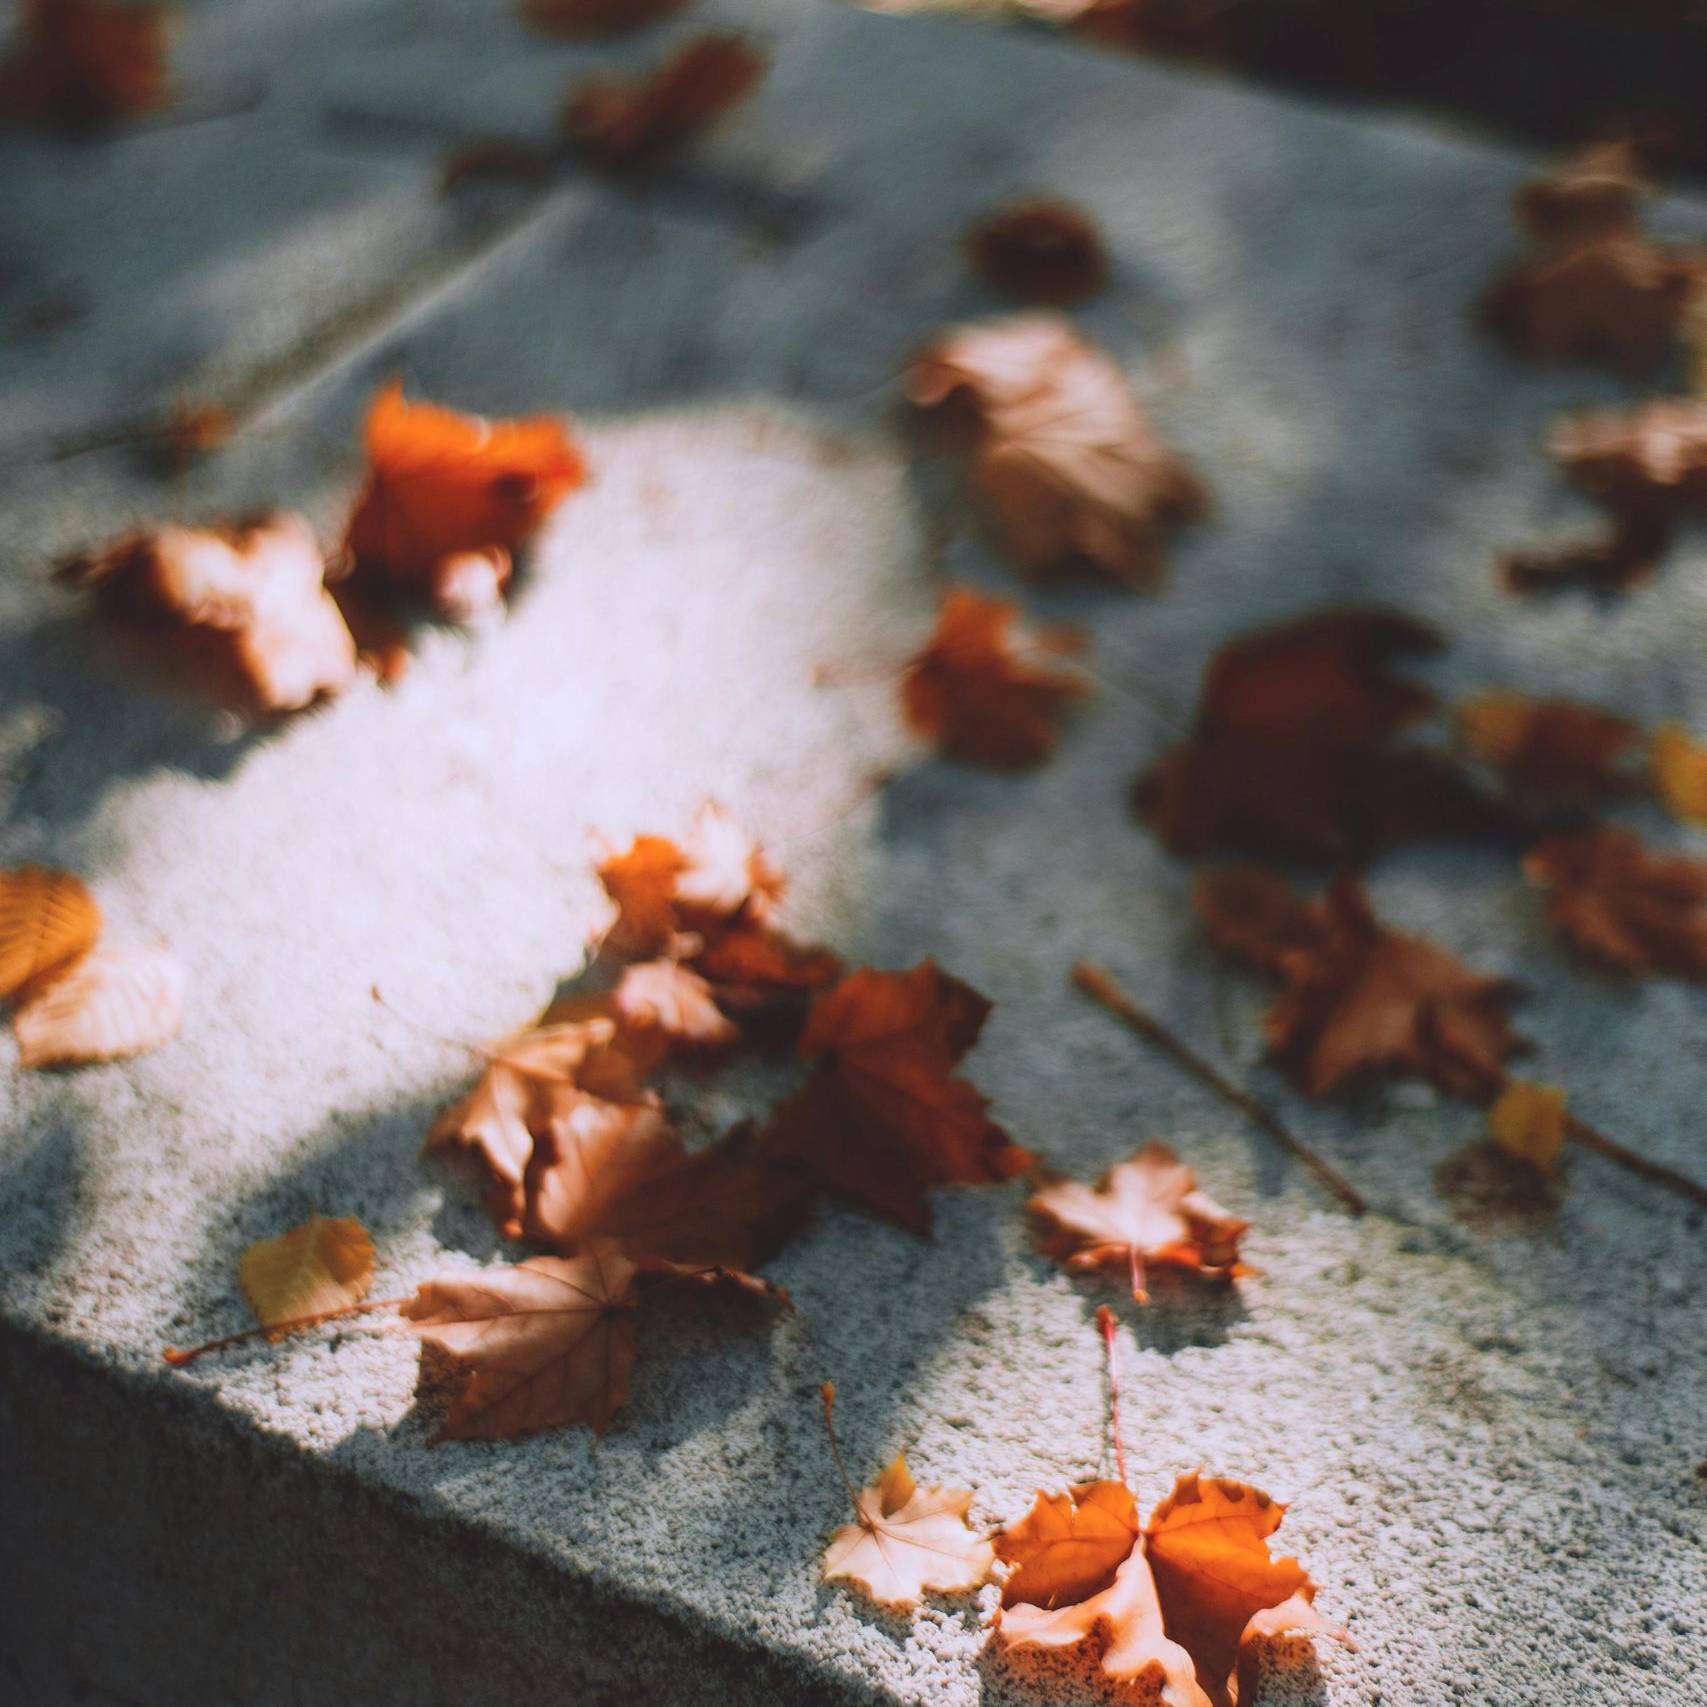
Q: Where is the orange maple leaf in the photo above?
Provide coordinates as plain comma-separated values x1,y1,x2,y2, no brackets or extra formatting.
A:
994,1479,1140,1611
343,382,586,608
761,961,1034,1232
1524,824,1707,978
58,514,358,713
998,1471,1345,1707
0,865,100,1002
1196,866,1526,1099
1136,609,1505,864
563,33,766,167
1029,1141,1249,1301
401,1243,638,1439
901,585,1087,768
0,0,170,130
907,314,1205,587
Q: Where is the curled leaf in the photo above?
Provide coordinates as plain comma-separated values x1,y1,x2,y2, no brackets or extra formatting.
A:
0,865,101,1001
907,314,1204,587
239,1215,375,1339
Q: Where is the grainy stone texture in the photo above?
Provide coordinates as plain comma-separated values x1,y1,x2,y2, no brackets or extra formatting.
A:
2,3,1706,1705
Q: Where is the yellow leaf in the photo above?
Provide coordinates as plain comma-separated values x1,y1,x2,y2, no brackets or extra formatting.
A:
1487,1080,1567,1174
239,1215,375,1338
1652,723,1707,825
0,865,101,1001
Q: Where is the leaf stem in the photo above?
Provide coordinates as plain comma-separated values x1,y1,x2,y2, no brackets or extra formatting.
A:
1561,1110,1707,1209
820,1381,867,1521
1071,960,1367,1216
1097,1305,1128,1488
163,1295,410,1367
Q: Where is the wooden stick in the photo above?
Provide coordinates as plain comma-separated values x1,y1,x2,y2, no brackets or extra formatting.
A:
1071,959,1367,1216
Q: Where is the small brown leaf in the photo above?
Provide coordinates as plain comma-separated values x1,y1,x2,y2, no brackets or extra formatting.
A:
900,585,1087,768
239,1215,375,1339
0,865,101,1001
612,958,740,1050
13,942,185,1069
1653,722,1707,824
1455,692,1643,804
963,198,1108,305
563,33,766,167
1524,824,1707,978
401,1243,637,1439
907,314,1205,588
823,1451,994,1606
1486,1080,1567,1175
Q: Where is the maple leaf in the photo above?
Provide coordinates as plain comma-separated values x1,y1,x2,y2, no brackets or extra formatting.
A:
906,314,1205,587
963,198,1108,305
900,585,1087,768
425,1018,657,1239
687,919,843,1048
999,1471,1343,1707
1196,866,1526,1099
596,802,783,958
12,942,185,1069
1486,1079,1567,1175
821,1397,994,1607
1029,1142,1249,1301
612,958,740,1050
342,382,586,607
0,0,170,131
761,961,1034,1233
401,1242,638,1439
994,1479,1140,1611
1136,609,1504,864
563,33,766,168
519,0,687,35
0,865,100,1002
1480,145,1704,373
1652,723,1707,824
58,514,358,713
1549,397,1707,517
239,1215,375,1340
1524,824,1707,978
1454,692,1643,804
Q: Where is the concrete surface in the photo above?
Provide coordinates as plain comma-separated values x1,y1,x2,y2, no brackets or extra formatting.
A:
2,2,1706,1704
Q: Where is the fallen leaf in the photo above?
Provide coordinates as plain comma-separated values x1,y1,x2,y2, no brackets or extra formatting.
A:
0,0,170,130
1511,140,1647,244
239,1215,375,1339
1499,510,1672,596
1524,824,1707,978
688,919,843,1046
401,1242,638,1438
0,865,101,1001
900,585,1087,767
343,381,586,606
1652,722,1707,824
1196,867,1525,1099
963,198,1108,305
1454,692,1643,804
612,958,741,1050
12,942,185,1069
1029,1141,1249,1301
564,33,766,166
1136,609,1504,863
520,0,688,34
761,961,1034,1232
1486,1079,1567,1174
59,514,358,712
994,1479,1140,1610
824,1450,994,1606
1549,397,1707,516
999,1471,1343,1707
906,313,1205,587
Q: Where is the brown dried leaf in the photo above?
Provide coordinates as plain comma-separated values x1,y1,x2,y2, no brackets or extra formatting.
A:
612,958,740,1050
901,585,1087,768
963,198,1108,305
563,33,766,167
1486,1079,1567,1175
1652,722,1707,824
1029,1142,1249,1301
239,1215,375,1339
907,314,1205,587
1196,867,1525,1099
0,0,170,130
0,865,101,1001
402,1243,638,1439
1524,824,1707,978
823,1451,994,1606
13,942,185,1069
1455,692,1643,804
59,514,357,712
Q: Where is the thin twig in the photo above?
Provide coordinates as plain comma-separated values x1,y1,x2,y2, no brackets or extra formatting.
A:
1562,1111,1707,1210
1071,959,1367,1216
1096,1306,1127,1488
163,1295,410,1367
820,1381,867,1521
